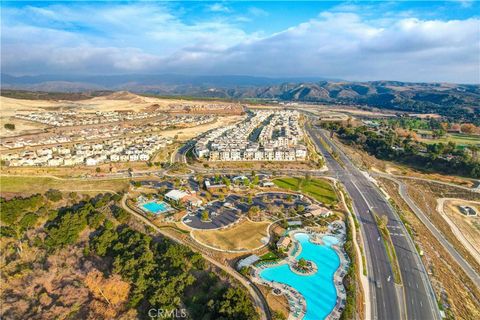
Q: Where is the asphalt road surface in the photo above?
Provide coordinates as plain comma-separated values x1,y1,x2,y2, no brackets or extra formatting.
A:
379,174,480,287
307,124,441,320
184,193,309,229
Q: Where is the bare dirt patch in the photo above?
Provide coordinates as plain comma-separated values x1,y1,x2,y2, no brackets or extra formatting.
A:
0,116,48,137
160,115,244,140
258,284,289,319
403,179,480,275
440,199,480,264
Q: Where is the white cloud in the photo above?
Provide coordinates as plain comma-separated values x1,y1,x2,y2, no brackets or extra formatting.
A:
248,7,269,17
1,3,479,83
208,3,230,13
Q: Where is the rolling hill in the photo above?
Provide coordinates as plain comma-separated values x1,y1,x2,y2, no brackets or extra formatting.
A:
1,73,479,122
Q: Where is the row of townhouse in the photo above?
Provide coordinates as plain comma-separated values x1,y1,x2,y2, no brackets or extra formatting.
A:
15,110,167,127
208,146,307,161
194,110,308,161
258,111,302,147
1,135,173,167
2,115,214,149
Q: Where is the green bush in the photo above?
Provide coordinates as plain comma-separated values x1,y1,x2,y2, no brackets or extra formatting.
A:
45,189,63,202
4,123,15,130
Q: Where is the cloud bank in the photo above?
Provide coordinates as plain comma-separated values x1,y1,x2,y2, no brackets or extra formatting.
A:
1,2,479,83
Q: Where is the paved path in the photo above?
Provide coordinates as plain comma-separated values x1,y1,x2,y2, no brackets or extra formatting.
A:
120,195,270,320
373,172,480,193
379,176,480,288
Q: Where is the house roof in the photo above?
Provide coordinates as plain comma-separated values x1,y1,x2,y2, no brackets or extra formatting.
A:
237,255,260,269
165,189,188,201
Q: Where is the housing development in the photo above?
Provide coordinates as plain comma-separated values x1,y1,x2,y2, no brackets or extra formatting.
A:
1,1,480,319
0,114,216,166
1,90,480,320
2,134,172,167
195,110,307,161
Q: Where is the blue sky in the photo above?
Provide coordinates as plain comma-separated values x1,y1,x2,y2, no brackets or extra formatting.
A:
1,1,479,83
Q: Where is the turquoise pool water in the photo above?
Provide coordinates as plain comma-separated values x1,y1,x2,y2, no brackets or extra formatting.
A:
260,233,340,320
142,201,170,214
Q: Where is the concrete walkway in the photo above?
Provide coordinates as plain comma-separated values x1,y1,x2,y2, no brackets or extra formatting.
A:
121,194,270,320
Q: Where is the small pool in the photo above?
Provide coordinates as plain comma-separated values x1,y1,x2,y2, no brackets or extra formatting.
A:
260,233,340,320
322,235,339,246
142,201,170,214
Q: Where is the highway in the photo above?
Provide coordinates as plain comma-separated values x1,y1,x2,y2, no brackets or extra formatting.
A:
307,124,441,320
377,174,480,287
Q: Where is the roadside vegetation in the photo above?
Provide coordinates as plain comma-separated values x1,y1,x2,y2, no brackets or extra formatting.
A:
374,214,402,284
273,176,338,205
322,121,480,178
378,178,480,319
340,212,359,320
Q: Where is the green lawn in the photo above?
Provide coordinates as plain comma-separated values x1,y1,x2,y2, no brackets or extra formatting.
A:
273,177,338,205
260,252,278,261
418,131,480,146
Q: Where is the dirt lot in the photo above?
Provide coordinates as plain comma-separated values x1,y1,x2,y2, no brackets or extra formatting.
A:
191,219,270,251
1,92,250,115
258,284,289,318
440,199,480,264
0,160,152,177
159,115,244,140
402,179,480,275
378,178,480,319
0,116,48,137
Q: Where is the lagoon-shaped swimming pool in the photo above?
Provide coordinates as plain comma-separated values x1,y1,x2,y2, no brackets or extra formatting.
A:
260,233,340,320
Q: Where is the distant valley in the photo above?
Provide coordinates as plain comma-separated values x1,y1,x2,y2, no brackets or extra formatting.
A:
2,73,479,122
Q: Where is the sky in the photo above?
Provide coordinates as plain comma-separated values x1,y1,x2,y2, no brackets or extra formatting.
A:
1,1,479,83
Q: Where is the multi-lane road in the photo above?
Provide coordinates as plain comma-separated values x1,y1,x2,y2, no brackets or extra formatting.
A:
143,118,443,319
306,124,441,320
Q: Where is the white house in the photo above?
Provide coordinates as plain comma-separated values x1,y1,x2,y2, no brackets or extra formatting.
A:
164,189,188,203
85,157,98,166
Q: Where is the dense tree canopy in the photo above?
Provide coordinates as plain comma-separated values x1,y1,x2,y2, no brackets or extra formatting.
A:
322,122,480,178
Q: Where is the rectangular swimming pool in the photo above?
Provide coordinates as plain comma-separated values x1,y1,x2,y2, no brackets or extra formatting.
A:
141,201,171,214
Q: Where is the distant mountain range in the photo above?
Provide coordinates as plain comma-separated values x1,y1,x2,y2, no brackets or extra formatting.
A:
2,73,479,121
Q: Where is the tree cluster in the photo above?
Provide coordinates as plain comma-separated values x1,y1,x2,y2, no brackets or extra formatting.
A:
323,122,480,178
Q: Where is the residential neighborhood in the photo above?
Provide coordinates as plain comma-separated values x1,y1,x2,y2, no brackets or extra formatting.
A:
1,134,173,167
2,114,215,149
194,110,308,161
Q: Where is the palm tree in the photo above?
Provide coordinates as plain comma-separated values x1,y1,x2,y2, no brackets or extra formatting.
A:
297,258,308,270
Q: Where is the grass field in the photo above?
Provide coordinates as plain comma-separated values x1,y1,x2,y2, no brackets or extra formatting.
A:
273,177,338,205
0,176,129,194
418,131,480,146
191,220,270,251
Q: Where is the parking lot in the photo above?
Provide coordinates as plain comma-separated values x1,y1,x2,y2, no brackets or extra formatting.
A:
183,192,311,230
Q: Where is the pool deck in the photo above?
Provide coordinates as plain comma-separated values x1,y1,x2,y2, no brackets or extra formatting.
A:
251,224,349,320
136,196,174,215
